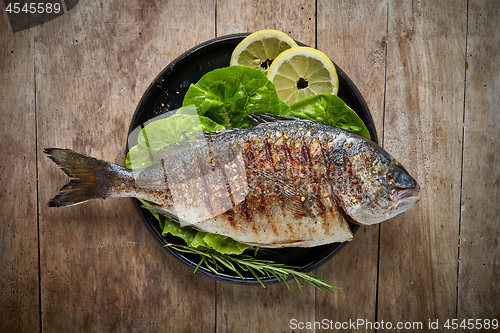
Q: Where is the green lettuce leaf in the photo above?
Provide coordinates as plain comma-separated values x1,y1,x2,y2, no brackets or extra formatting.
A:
139,199,199,245
202,233,250,254
182,66,290,129
286,94,371,139
159,217,250,254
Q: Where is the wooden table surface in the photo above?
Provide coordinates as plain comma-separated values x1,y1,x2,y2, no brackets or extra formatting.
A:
1,1,499,332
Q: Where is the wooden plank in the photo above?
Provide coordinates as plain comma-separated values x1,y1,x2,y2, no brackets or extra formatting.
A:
378,0,466,327
216,2,317,332
458,0,500,323
317,0,387,137
216,0,316,46
315,1,387,330
37,1,216,331
0,17,39,333
217,283,317,332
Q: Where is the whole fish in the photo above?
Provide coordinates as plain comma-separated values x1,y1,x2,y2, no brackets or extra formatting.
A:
46,115,419,248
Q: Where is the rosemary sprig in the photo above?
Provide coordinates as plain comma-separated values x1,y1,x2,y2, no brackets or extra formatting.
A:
165,243,339,293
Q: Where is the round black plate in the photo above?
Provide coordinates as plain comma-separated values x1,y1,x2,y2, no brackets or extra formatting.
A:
127,33,377,285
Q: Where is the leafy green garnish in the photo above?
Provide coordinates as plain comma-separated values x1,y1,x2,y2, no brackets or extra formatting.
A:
286,94,371,139
166,244,340,293
159,215,251,255
182,66,290,129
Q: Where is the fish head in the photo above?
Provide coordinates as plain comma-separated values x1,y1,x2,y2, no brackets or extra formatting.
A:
334,142,420,225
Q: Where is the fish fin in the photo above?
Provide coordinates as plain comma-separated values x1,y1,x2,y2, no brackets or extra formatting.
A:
201,128,240,140
202,114,298,139
149,128,243,160
148,137,207,162
45,148,132,207
246,113,301,126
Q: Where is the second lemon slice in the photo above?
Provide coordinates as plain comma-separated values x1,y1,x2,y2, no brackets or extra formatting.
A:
267,47,339,105
230,30,298,73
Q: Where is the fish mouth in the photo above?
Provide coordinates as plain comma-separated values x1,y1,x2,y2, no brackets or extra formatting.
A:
395,183,420,206
396,183,419,198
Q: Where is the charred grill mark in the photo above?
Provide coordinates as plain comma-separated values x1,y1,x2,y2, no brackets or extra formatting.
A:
263,138,273,170
207,146,235,215
324,144,349,197
281,136,301,202
240,140,261,222
243,141,255,167
270,136,285,173
319,140,349,225
300,142,313,175
282,136,296,176
325,142,347,181
318,138,330,179
239,198,251,222
207,146,218,170
288,223,295,238
224,207,236,227
294,141,315,218
345,156,365,203
326,149,340,177
160,159,174,207
309,139,328,218
267,135,291,211
218,143,238,221
250,138,274,215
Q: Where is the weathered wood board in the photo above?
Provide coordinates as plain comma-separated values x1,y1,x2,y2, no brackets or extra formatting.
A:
0,14,39,333
316,1,387,330
458,0,500,324
378,0,466,328
35,1,217,332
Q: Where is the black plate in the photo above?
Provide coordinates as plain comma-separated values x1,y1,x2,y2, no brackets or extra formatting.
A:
127,33,377,285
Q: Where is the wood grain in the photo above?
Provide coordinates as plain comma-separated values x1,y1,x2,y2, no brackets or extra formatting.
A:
216,0,316,46
36,1,216,331
315,2,387,330
318,0,387,138
0,16,39,333
458,0,500,323
378,0,466,327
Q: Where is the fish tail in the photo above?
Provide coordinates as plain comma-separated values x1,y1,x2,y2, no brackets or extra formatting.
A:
45,148,133,207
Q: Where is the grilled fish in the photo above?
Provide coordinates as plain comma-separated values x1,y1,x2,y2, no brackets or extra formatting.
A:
46,115,419,248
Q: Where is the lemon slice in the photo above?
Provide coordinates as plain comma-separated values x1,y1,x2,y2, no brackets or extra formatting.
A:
266,47,339,105
230,29,298,73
